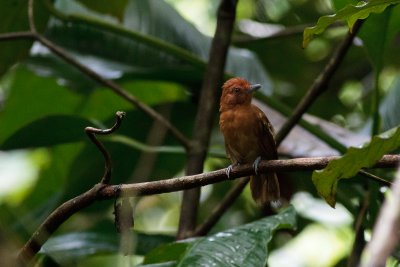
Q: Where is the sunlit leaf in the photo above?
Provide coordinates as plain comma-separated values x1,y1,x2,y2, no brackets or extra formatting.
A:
312,127,400,207
303,0,400,47
143,206,296,267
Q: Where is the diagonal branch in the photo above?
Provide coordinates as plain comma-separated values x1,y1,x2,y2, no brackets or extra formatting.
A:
275,19,363,145
33,34,190,149
17,154,399,264
0,0,191,149
17,112,126,265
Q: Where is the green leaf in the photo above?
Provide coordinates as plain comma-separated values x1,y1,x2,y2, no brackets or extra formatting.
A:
76,0,128,21
41,231,175,265
312,127,400,207
143,206,296,267
0,0,50,77
143,240,196,265
1,115,91,150
303,0,400,47
41,232,119,264
0,66,83,145
42,0,272,94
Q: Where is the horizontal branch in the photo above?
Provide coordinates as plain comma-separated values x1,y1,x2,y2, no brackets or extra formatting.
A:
18,154,399,264
100,155,399,198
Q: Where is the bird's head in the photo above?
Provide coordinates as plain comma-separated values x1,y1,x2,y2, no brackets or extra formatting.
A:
220,77,261,112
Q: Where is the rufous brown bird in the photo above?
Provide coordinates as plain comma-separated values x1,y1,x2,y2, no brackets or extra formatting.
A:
219,77,280,206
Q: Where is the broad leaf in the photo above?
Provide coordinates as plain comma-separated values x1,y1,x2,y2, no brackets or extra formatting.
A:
303,0,400,47
40,231,175,265
143,206,296,267
1,115,91,150
312,127,400,207
0,0,50,77
41,0,272,94
0,66,83,145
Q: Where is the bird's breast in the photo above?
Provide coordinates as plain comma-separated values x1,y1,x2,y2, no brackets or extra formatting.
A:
220,108,261,163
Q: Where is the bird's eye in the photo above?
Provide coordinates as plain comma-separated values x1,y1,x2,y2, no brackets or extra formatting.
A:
233,87,240,93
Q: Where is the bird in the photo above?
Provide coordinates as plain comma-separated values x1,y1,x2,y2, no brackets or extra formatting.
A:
219,77,280,207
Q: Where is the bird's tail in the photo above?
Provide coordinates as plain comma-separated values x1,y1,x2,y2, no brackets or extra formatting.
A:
250,172,280,207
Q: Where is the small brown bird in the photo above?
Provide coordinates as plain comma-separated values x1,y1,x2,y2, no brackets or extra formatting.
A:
219,77,280,206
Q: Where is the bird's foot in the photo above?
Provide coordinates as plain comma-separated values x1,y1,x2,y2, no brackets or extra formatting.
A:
225,162,240,179
253,156,262,175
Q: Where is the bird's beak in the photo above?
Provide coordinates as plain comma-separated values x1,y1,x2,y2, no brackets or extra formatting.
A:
248,84,262,93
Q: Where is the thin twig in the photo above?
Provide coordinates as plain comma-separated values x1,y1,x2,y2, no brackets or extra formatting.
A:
0,2,191,149
177,0,238,239
17,154,399,264
0,31,36,41
85,111,126,184
28,0,37,33
32,34,190,149
275,19,363,144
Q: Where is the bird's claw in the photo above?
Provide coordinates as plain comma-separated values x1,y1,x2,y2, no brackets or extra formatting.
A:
225,162,240,179
253,156,262,175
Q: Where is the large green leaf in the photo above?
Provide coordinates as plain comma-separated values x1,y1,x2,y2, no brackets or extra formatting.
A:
303,0,400,47
0,66,83,145
41,0,272,94
1,115,91,150
0,0,50,77
142,206,296,267
40,231,174,265
312,127,400,207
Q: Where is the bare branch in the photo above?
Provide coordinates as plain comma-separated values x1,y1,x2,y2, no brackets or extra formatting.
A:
275,19,363,144
0,32,190,149
177,0,238,239
16,154,399,264
28,0,37,33
0,31,36,41
33,34,190,149
85,111,126,184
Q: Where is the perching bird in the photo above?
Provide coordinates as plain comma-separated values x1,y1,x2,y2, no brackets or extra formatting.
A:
219,77,280,206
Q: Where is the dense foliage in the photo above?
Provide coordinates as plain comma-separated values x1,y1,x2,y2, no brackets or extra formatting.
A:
1,0,400,266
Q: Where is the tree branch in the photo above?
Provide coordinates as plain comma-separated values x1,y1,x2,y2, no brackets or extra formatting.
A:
85,111,126,184
177,0,238,239
33,34,190,149
275,19,363,144
17,154,399,264
28,0,37,33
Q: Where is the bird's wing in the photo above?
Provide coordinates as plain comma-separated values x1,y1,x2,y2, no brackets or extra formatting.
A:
252,105,278,159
